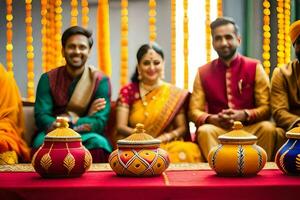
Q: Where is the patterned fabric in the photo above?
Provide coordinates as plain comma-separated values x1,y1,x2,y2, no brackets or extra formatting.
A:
0,64,30,162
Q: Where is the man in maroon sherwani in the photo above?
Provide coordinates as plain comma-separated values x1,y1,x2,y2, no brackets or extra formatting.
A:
189,17,277,161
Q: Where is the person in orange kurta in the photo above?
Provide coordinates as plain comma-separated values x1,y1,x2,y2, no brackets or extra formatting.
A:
0,63,30,164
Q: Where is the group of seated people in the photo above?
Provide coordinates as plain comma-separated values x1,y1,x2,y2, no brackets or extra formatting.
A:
1,17,300,165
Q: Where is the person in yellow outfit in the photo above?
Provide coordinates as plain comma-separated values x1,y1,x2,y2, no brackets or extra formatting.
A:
0,63,30,164
115,43,202,163
271,20,300,149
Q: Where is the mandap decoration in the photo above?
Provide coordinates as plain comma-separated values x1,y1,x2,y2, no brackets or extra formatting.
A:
32,117,92,178
208,121,267,176
109,123,170,177
275,127,300,175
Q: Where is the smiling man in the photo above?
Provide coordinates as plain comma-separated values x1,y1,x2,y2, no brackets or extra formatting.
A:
32,26,112,162
189,17,277,161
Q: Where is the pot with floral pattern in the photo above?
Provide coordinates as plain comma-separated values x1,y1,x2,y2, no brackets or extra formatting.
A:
208,121,267,176
109,123,170,176
275,127,300,175
32,117,92,178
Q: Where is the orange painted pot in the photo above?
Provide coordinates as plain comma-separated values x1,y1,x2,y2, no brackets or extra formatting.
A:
208,121,267,176
32,118,92,178
109,124,170,176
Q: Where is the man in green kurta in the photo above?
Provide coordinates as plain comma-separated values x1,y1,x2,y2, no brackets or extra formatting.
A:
32,26,112,162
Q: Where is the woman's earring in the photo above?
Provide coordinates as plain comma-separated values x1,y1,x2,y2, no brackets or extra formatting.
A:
138,73,142,80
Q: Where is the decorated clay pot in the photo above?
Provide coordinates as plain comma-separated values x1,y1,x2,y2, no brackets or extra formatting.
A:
32,117,92,178
109,123,170,176
208,121,267,176
275,127,300,175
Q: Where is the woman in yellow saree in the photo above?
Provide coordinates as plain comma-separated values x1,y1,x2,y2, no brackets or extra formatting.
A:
0,63,30,164
116,43,202,163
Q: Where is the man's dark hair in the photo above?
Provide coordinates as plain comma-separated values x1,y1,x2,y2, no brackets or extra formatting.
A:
61,26,93,48
210,17,239,35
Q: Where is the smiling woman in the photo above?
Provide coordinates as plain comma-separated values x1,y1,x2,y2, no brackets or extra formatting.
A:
115,43,203,163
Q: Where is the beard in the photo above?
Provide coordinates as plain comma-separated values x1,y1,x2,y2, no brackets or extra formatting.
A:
217,48,237,61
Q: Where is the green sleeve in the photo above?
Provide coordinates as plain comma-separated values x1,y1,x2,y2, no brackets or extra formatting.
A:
75,76,111,134
34,73,56,131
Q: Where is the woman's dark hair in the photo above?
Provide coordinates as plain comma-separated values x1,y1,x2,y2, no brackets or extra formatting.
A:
131,43,164,83
61,26,93,48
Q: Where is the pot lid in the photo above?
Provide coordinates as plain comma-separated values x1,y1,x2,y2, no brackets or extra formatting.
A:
45,117,81,139
218,121,257,144
117,123,161,147
286,127,300,139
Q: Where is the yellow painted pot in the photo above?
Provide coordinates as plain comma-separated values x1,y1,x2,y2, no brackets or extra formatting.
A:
109,123,170,177
208,121,267,176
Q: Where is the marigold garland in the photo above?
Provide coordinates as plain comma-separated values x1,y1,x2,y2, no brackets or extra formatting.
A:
97,0,112,75
81,0,89,28
41,0,47,72
46,1,56,71
276,0,284,67
6,0,14,76
205,0,211,63
149,0,157,42
25,0,35,101
262,0,271,75
217,0,223,17
54,0,63,67
183,0,188,89
171,0,176,84
284,0,290,64
70,0,78,26
120,0,128,86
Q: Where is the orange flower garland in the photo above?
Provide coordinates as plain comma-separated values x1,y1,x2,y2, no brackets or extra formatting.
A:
47,1,56,70
81,0,89,28
6,0,14,76
171,0,176,84
284,0,291,64
262,0,271,75
149,0,157,42
25,0,35,101
97,0,112,75
71,0,78,26
205,0,211,63
276,0,285,67
217,0,223,17
120,0,128,86
54,0,63,67
41,0,47,72
183,0,188,89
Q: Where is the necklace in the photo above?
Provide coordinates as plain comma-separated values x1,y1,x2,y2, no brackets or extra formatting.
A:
139,81,160,118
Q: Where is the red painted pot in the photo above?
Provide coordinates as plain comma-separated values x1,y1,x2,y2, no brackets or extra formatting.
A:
32,118,92,178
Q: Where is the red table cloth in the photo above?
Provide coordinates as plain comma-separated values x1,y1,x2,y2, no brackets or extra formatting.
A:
1,169,300,200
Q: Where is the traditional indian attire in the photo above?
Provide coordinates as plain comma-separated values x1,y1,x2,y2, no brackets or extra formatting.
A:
0,64,30,164
271,60,300,130
33,65,112,162
189,54,277,161
117,81,202,163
